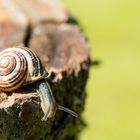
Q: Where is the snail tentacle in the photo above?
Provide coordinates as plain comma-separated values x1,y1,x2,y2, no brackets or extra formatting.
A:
41,108,50,121
58,105,78,117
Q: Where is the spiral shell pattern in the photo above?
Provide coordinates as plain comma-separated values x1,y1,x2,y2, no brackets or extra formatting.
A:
0,47,46,92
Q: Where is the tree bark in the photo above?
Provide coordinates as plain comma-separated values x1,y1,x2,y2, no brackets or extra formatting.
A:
0,0,89,140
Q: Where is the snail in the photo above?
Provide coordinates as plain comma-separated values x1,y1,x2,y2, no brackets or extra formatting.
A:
0,47,77,121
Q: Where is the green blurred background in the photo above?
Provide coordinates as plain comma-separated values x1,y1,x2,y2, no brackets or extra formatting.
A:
61,0,140,140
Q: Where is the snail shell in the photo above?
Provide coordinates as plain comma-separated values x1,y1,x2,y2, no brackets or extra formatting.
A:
0,47,46,92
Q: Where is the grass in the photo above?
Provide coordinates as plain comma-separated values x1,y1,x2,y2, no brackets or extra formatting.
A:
61,0,140,140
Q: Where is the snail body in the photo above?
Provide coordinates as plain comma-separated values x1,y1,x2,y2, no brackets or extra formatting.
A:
0,47,77,121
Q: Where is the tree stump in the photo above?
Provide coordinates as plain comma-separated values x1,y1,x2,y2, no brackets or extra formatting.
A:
0,0,89,140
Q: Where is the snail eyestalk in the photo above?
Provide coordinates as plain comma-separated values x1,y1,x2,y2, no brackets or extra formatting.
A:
58,105,78,117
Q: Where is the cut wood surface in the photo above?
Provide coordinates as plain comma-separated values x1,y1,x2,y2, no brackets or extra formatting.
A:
0,0,28,49
30,24,89,80
0,0,89,140
14,0,67,24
